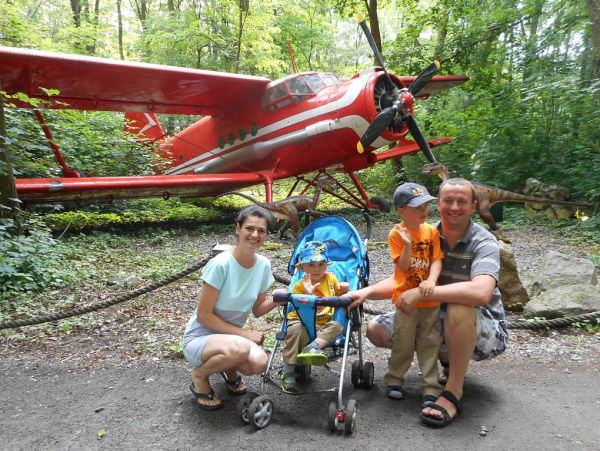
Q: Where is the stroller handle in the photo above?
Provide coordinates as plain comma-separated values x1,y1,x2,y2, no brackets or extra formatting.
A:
273,292,353,308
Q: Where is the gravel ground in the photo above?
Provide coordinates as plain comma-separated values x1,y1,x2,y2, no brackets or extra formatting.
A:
1,221,598,370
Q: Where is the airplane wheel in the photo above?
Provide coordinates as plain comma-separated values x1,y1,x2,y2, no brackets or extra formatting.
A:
236,392,259,425
362,361,375,388
296,364,311,383
248,395,273,430
327,399,338,432
344,399,358,435
370,196,391,212
351,360,362,387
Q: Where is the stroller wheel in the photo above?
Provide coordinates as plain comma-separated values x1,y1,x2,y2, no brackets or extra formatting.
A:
327,399,338,432
351,360,363,387
362,361,375,388
236,392,259,425
296,364,311,383
344,399,358,435
248,395,274,430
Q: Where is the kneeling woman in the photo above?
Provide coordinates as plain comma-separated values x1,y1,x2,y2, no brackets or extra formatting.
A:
182,206,277,410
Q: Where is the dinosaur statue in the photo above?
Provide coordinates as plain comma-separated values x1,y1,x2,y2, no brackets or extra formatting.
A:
215,177,332,238
422,162,592,239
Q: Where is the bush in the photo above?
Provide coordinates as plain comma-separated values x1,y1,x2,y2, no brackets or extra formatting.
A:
0,217,68,301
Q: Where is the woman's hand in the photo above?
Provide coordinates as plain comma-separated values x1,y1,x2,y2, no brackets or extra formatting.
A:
244,330,265,346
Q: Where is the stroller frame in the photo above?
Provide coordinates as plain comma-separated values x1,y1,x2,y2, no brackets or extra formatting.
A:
236,215,375,434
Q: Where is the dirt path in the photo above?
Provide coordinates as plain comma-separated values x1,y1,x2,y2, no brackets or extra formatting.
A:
1,336,598,450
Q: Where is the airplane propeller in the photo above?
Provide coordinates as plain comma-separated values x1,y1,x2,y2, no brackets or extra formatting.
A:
356,14,438,163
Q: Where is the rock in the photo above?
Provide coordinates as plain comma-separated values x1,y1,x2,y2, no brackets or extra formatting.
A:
523,178,577,220
523,285,600,318
499,242,530,308
531,250,597,295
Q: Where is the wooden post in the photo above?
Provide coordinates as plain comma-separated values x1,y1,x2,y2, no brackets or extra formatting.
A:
0,83,21,219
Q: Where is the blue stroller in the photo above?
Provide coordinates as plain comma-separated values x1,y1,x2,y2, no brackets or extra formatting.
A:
236,215,374,434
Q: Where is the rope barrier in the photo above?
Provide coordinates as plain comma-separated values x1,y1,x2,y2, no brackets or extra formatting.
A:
1,259,598,332
0,256,211,330
506,310,600,330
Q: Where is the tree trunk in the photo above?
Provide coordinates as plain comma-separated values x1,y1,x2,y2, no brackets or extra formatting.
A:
70,0,82,27
588,0,600,79
235,2,249,74
433,7,449,62
86,0,101,54
117,0,124,60
364,0,382,65
0,86,20,219
523,2,542,81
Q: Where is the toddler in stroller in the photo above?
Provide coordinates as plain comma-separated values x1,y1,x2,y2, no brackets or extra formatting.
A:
279,240,350,393
236,215,374,434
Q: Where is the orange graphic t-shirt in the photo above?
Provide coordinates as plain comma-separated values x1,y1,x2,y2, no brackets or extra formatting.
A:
389,222,443,308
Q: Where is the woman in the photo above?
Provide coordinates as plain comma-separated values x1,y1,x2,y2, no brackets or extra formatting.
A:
182,205,277,410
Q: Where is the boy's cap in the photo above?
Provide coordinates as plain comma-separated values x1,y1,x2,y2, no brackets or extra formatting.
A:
393,182,436,209
297,241,330,266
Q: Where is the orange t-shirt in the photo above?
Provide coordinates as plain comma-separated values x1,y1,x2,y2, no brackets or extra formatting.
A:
389,222,443,308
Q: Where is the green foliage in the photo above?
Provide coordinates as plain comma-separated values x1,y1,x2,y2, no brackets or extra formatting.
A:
43,200,230,231
0,217,69,301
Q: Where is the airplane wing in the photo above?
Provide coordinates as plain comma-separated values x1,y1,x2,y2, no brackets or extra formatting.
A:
371,137,452,163
396,74,469,98
15,172,268,204
0,46,271,116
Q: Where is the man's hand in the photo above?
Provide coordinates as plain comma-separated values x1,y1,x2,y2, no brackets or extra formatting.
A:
396,287,423,315
301,274,320,295
346,289,368,310
419,280,435,296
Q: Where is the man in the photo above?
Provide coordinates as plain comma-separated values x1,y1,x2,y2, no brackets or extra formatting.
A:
347,178,508,427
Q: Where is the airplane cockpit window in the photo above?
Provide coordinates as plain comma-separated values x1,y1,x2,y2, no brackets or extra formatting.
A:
304,74,325,92
287,76,314,104
262,82,293,111
320,74,340,87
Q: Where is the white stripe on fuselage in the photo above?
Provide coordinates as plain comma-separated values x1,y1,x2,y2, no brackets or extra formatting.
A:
164,70,375,175
188,115,391,174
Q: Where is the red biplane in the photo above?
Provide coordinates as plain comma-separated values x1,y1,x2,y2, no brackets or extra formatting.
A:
0,19,467,210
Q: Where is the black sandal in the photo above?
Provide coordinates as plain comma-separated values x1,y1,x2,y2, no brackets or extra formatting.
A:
189,382,223,410
220,372,247,395
419,390,461,427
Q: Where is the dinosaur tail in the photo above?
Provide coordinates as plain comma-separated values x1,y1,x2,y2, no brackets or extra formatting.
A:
488,188,592,207
214,191,264,207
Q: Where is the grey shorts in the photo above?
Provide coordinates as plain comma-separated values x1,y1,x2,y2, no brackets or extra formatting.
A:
373,306,507,361
182,334,214,367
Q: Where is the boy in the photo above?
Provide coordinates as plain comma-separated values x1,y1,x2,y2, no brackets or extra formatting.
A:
385,182,444,406
280,241,350,393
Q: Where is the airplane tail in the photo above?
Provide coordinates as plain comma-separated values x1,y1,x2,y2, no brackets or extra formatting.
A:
124,113,165,142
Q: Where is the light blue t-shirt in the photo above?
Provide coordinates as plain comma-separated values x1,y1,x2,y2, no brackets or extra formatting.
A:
183,251,274,345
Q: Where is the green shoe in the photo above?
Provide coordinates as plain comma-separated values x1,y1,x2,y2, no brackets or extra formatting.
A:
280,372,299,394
296,347,327,366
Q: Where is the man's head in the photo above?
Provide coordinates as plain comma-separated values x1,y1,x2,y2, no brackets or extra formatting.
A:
437,178,477,230
296,241,330,282
393,182,436,226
